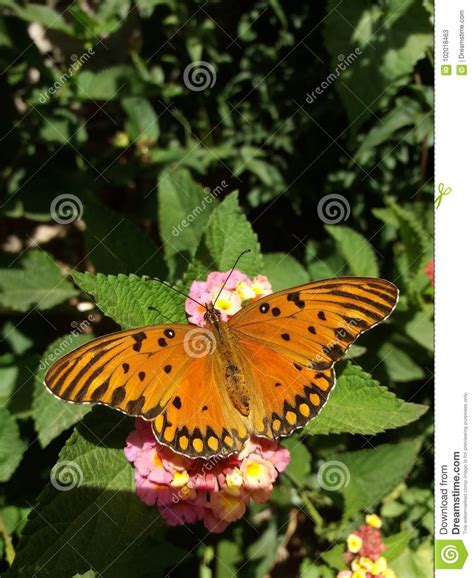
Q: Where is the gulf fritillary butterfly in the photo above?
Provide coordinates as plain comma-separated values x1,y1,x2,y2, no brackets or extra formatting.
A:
45,276,398,459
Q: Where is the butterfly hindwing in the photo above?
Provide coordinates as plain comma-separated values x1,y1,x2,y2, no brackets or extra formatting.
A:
152,354,249,458
230,277,398,437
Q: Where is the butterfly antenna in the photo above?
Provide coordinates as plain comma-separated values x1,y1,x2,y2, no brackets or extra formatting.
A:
212,249,251,306
147,277,204,308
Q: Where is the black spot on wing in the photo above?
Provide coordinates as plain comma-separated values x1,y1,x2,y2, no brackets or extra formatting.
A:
132,332,147,352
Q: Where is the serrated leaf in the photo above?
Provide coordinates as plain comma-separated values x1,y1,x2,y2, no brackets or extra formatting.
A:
325,226,379,277
0,250,77,312
9,411,163,578
263,253,310,291
158,168,216,278
0,407,27,482
185,192,263,283
385,198,430,278
329,439,422,521
33,334,94,447
82,196,167,277
304,364,427,435
72,272,187,328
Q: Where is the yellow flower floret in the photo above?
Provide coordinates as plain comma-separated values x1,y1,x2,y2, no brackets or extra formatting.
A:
372,556,388,574
352,571,367,578
347,533,363,553
225,467,244,496
359,557,374,571
383,569,397,578
170,470,190,488
365,513,382,528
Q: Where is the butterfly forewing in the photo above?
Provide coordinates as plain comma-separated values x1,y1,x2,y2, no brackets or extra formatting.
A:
45,324,194,420
230,277,398,369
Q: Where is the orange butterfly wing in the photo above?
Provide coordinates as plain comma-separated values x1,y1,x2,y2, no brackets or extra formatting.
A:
44,324,248,457
229,277,398,438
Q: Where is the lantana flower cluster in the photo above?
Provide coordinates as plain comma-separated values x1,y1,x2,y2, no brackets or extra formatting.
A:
185,269,272,326
125,419,290,533
337,514,397,578
124,269,290,532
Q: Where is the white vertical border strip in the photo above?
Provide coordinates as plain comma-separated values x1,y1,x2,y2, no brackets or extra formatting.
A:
435,0,472,575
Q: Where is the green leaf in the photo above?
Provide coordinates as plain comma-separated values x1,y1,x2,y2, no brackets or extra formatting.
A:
282,437,312,480
0,407,27,482
82,197,167,277
72,272,187,328
379,342,425,382
0,250,78,312
9,411,164,578
121,96,159,144
185,192,263,282
325,226,379,277
33,335,94,448
329,438,422,521
320,544,346,571
158,168,217,277
304,364,427,435
74,66,143,101
384,531,414,562
323,0,432,131
405,312,433,352
263,253,310,291
0,1,72,34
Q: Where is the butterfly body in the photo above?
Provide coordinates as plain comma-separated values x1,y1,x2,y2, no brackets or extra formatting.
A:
45,277,399,459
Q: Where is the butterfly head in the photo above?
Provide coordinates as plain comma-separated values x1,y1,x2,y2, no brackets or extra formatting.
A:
204,302,222,325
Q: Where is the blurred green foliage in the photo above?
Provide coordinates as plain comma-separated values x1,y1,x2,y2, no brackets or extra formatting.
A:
0,0,433,576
